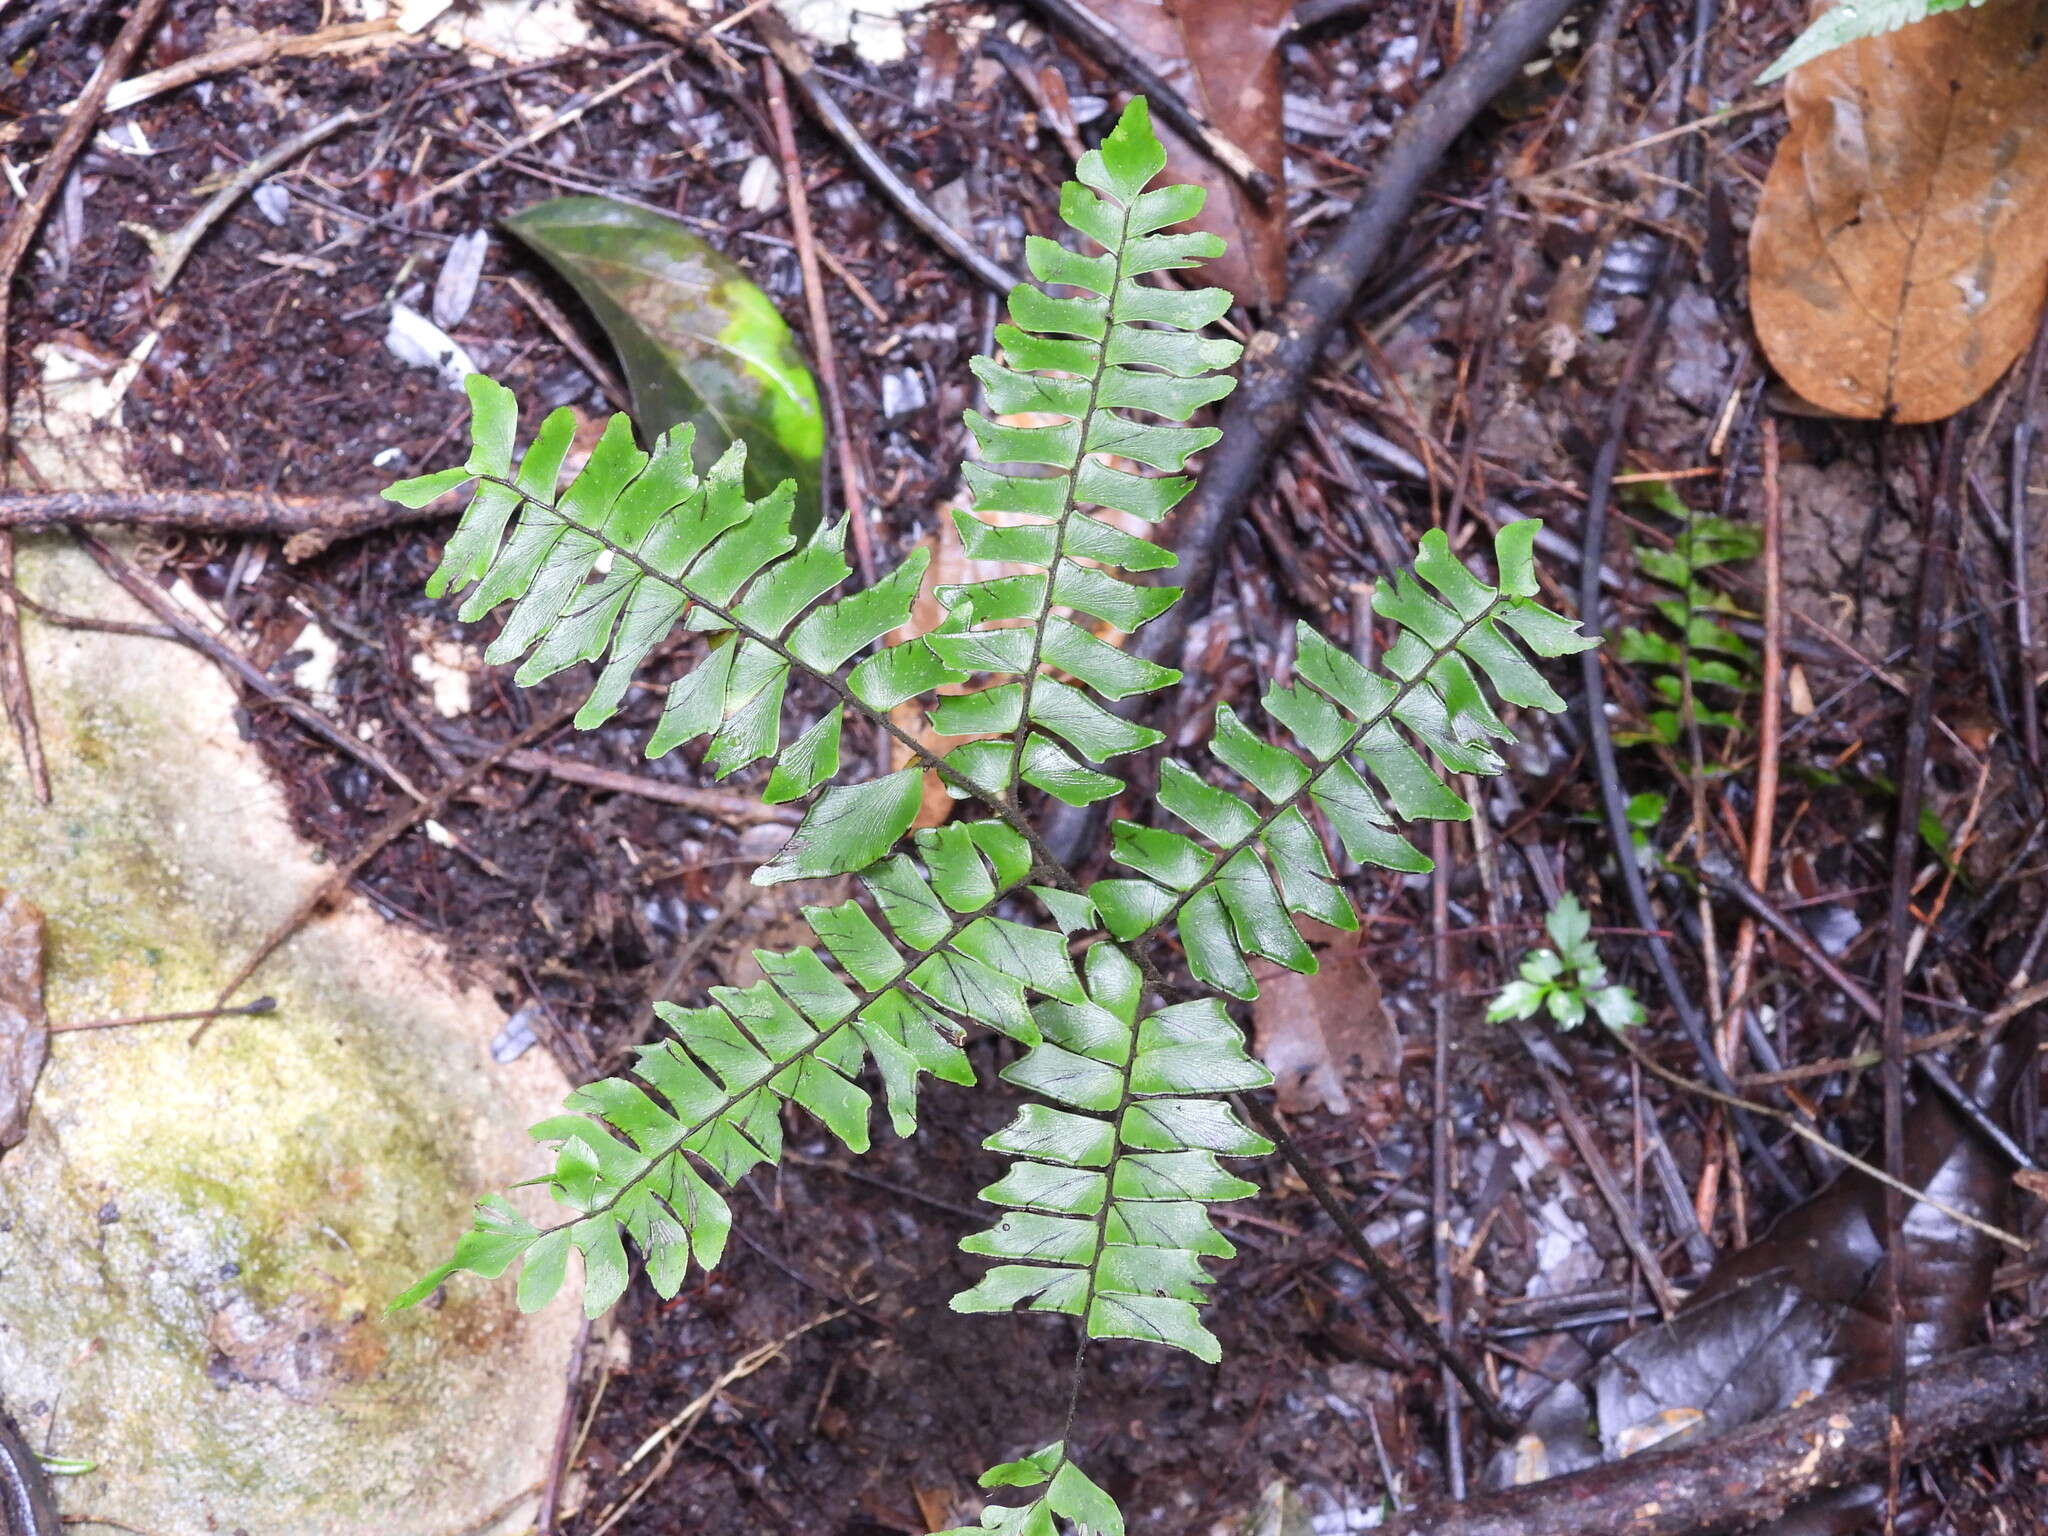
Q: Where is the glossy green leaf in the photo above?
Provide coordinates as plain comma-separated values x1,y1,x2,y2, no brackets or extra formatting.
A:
503,196,823,532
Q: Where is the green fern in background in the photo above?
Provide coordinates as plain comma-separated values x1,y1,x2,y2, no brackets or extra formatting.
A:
1614,482,1760,749
385,99,1595,1532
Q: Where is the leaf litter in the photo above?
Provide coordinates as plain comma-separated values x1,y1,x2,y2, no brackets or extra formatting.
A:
1252,921,1396,1116
1500,1021,2034,1532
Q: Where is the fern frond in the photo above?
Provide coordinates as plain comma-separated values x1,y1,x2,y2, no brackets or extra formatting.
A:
397,820,1090,1316
951,942,1270,1361
389,373,987,882
941,1442,1126,1536
1090,521,1597,999
1615,495,1760,746
381,96,1607,1534
1759,0,1978,81
937,96,1241,808
387,96,1239,870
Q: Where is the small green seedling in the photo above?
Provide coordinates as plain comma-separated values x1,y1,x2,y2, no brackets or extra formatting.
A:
1487,895,1645,1031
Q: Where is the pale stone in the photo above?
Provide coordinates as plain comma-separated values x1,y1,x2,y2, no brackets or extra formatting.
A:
0,539,579,1536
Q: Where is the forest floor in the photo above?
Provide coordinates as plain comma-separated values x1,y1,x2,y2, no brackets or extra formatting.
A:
5,0,2048,1533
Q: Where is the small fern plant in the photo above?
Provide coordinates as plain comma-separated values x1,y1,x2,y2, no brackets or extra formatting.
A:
385,99,1594,1533
1615,482,1759,750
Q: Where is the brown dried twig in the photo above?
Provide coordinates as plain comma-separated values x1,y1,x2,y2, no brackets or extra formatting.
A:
751,11,1020,297
761,52,873,582
0,487,439,551
1374,1332,2048,1536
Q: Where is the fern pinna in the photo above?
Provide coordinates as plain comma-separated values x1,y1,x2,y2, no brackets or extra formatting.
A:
386,99,1594,1533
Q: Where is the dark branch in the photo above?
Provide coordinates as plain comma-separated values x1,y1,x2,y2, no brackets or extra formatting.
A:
1376,1333,2048,1536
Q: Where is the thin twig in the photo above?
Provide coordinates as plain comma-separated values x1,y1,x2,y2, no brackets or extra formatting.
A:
761,53,873,581
440,738,801,824
0,487,439,544
0,568,177,638
536,1319,591,1536
395,52,675,215
1511,1024,1681,1316
752,11,1020,296
1429,824,1466,1495
610,884,747,1069
589,1306,845,1536
0,529,46,800
1234,1090,1513,1437
1617,1032,2026,1251
1574,282,1800,1201
0,17,399,143
1986,978,2048,1032
1702,859,2036,1170
507,276,630,413
1718,417,1783,1065
136,108,363,292
51,998,275,1033
1879,430,1960,1505
2012,320,2047,770
73,531,428,801
1738,1023,1978,1087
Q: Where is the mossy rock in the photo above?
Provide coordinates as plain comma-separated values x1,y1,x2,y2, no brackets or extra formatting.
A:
0,540,580,1536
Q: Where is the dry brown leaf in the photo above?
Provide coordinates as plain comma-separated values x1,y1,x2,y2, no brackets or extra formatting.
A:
1749,0,2048,423
0,887,49,1150
1250,924,1395,1116
1079,0,1291,310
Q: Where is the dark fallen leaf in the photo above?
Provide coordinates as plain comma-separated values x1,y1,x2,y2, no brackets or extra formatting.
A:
0,887,48,1150
1078,0,1292,310
1498,1020,2033,1532
503,196,825,533
1591,1280,1841,1457
1251,924,1394,1115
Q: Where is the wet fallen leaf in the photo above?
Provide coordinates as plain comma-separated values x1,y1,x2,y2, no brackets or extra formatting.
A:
1496,1020,2032,1532
1251,924,1394,1115
0,887,49,1150
1077,0,1291,309
1749,0,2048,422
503,196,825,530
1595,1284,1841,1456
